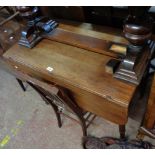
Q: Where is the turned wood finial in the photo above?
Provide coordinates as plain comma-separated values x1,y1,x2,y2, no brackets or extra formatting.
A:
16,6,58,48
123,7,152,49
114,6,155,85
16,6,39,20
123,16,152,47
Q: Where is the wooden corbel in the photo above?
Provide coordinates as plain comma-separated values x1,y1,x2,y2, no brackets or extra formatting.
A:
16,6,58,48
114,7,155,85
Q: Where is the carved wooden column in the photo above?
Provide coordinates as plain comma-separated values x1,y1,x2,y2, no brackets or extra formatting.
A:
114,7,155,85
16,6,41,48
16,6,58,48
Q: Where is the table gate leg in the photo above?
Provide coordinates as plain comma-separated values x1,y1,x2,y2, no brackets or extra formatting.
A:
119,125,126,139
16,78,26,91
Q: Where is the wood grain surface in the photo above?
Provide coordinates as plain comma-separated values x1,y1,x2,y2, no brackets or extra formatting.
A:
2,21,139,126
3,38,136,124
143,75,155,129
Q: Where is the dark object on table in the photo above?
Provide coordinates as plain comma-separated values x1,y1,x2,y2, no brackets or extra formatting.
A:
105,59,120,74
114,7,155,85
83,136,154,149
16,6,58,48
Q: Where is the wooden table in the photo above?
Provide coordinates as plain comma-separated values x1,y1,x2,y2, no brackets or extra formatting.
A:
2,22,137,138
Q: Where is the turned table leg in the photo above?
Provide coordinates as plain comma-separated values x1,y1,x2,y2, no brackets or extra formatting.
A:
119,125,126,139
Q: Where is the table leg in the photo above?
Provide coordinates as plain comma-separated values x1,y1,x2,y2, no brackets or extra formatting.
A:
137,131,145,140
16,78,26,91
137,126,155,139
119,125,126,139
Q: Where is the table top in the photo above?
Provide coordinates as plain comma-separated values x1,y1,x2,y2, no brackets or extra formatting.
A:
58,22,128,44
3,34,136,108
45,22,128,59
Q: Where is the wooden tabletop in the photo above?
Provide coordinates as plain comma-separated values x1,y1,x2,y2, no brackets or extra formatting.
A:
2,22,139,125
58,22,128,45
3,38,136,108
